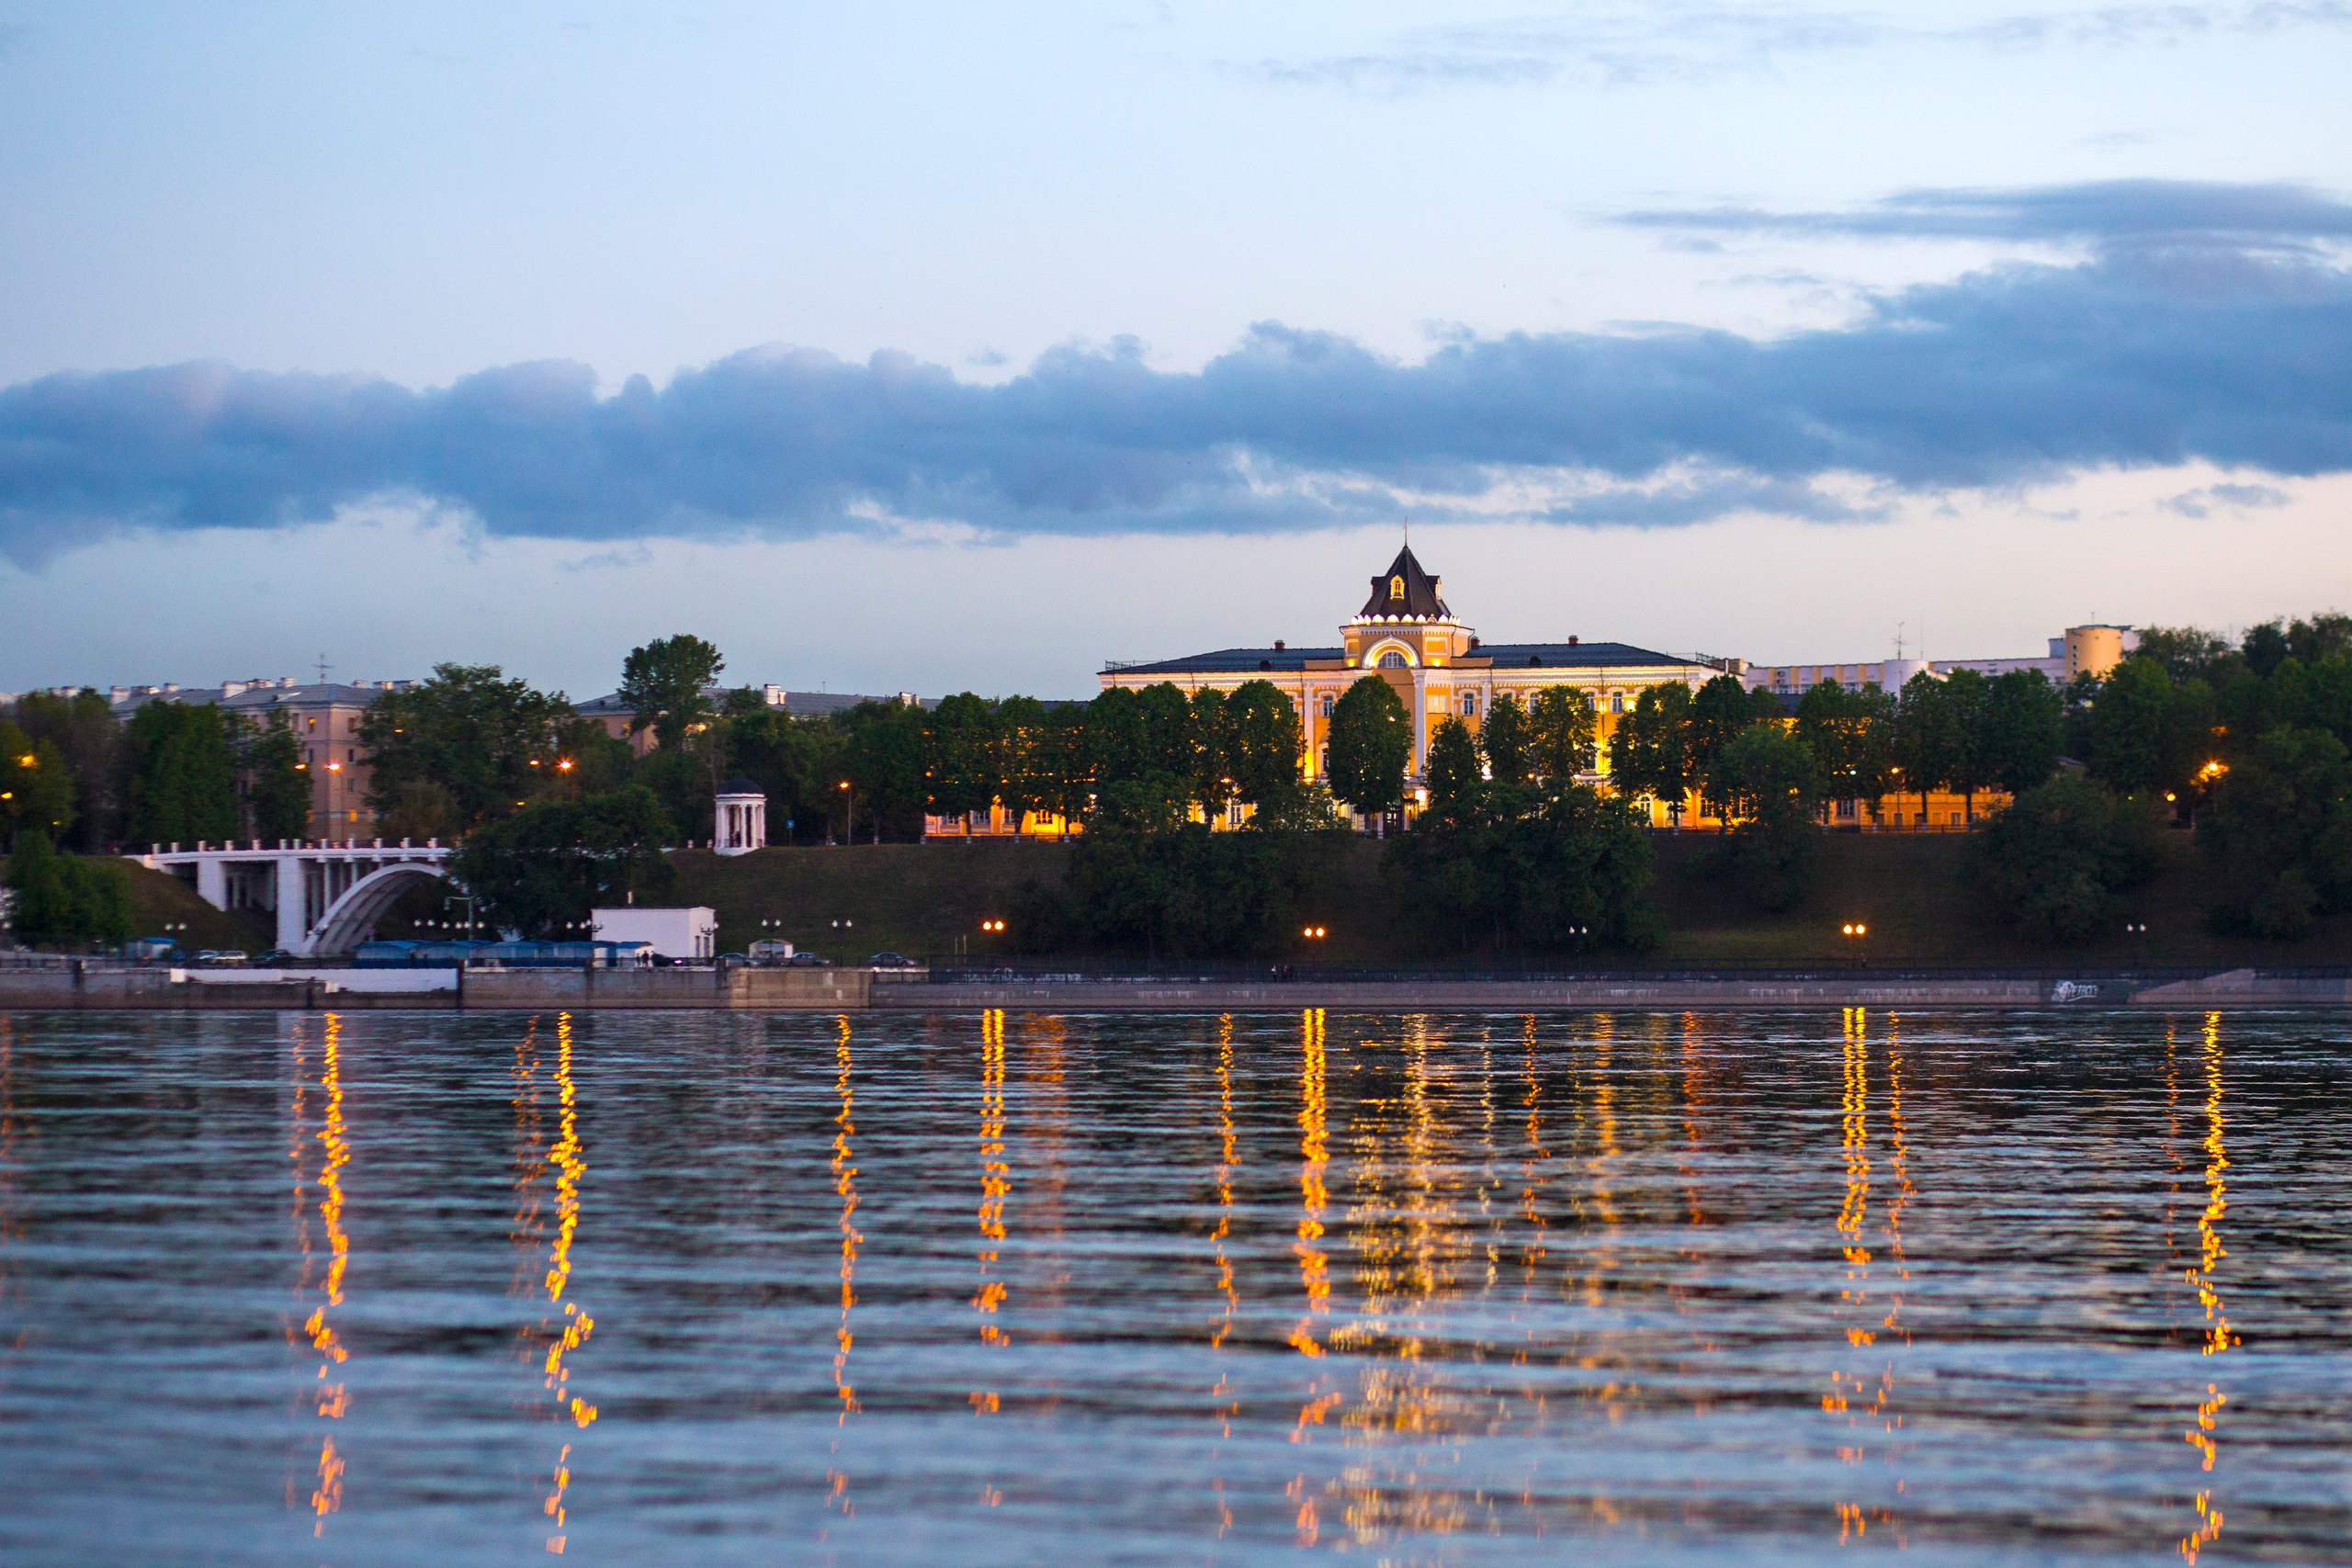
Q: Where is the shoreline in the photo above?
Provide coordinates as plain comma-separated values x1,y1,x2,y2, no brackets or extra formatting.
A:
0,965,2339,1011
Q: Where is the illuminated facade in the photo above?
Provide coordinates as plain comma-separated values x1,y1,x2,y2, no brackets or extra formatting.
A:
1098,544,1713,794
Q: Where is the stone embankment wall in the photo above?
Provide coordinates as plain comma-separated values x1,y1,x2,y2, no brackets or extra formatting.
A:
0,965,871,1010
3,965,2346,1012
889,977,2050,1010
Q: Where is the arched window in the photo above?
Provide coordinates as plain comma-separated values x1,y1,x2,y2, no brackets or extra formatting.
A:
1459,692,1477,716
1318,694,1335,717
1611,691,1625,713
1389,575,1405,601
1378,650,1408,669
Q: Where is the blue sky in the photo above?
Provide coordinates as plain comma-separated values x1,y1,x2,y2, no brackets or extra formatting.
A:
3,2,2349,697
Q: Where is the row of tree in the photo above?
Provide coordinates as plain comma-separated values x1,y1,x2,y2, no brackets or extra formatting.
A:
0,694,310,852
1602,669,2064,824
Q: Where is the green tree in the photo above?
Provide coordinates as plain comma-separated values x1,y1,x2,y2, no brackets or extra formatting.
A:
123,701,238,848
617,634,725,751
1894,672,1965,822
1792,682,1894,807
1973,773,2161,943
239,711,311,842
0,727,77,843
10,690,120,850
360,664,575,831
836,699,928,841
1528,688,1599,784
1611,682,1693,826
1479,694,1534,788
450,785,675,938
1980,669,2064,796
720,704,836,844
2132,625,2235,684
1386,783,1660,953
1688,673,1765,795
988,695,1048,829
1086,687,1154,795
924,692,1001,833
1227,681,1306,809
1705,725,1825,912
2080,658,2218,809
5,829,131,949
1420,716,1486,829
1033,705,1094,829
1020,822,1338,959
1188,687,1236,819
1324,676,1410,826
2200,726,2352,939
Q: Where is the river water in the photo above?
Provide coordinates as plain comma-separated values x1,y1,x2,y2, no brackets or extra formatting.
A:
0,1008,2346,1565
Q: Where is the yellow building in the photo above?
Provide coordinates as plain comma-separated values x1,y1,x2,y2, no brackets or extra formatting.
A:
928,543,2010,836
1098,543,1713,799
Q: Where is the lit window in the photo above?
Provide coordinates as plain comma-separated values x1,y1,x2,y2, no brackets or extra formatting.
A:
1389,575,1405,601
1378,651,1408,669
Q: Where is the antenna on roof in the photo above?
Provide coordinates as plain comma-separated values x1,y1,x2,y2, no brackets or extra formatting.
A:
316,654,332,683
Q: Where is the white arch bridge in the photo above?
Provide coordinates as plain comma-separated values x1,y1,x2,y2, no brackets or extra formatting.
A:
137,839,457,956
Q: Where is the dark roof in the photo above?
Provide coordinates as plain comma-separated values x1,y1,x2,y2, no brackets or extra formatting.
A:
718,777,763,795
1357,544,1452,620
107,679,416,718
1477,642,1705,670
1104,647,1342,676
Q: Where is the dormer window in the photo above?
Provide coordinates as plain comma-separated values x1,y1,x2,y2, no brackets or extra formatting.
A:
1389,575,1405,601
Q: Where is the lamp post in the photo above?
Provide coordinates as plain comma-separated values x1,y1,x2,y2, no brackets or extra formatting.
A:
1841,921,1869,968
2125,920,2148,969
325,759,342,840
838,780,854,846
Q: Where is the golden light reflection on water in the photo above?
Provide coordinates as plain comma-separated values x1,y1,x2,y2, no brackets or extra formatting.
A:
825,1014,863,1520
290,1012,354,1536
2179,1011,2235,1564
540,1011,596,1554
1826,1008,1912,1548
972,1009,1010,1416
831,1015,863,1422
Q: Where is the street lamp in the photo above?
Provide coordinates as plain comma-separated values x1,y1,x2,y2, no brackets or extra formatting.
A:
1302,925,1327,940
2125,920,2148,967
1841,921,1869,967
838,780,854,845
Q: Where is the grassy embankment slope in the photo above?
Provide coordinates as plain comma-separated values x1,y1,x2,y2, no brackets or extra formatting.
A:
119,863,275,950
672,832,2352,969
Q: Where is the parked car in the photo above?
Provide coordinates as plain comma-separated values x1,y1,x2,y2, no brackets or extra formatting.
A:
123,936,182,963
194,950,249,964
866,952,922,970
253,949,296,966
786,952,832,967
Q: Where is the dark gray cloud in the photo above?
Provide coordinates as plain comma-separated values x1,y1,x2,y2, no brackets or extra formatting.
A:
1621,178,2352,253
5,203,2350,562
1252,3,2352,92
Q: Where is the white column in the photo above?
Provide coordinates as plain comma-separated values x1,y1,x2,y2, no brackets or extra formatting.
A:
276,856,307,952
195,856,229,911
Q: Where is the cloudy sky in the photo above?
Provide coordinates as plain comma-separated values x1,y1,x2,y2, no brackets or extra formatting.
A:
2,2,2348,699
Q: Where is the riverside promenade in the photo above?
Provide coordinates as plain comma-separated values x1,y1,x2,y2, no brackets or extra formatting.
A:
0,964,2343,1011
